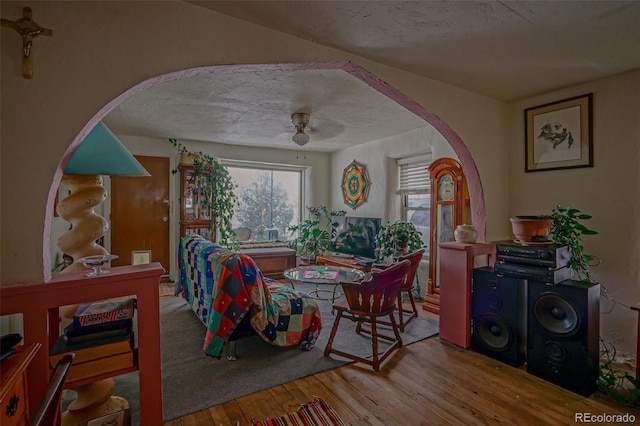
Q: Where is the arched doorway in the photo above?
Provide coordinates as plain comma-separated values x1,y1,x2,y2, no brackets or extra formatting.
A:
44,61,486,281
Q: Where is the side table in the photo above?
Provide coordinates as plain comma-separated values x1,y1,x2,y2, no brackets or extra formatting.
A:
438,241,496,348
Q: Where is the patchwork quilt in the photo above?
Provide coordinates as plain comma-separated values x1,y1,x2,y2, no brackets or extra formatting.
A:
177,235,322,358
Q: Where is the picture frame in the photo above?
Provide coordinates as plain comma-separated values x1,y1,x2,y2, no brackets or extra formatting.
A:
524,93,593,172
131,250,152,265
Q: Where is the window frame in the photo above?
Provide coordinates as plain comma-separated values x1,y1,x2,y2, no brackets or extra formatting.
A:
222,159,306,243
397,154,432,247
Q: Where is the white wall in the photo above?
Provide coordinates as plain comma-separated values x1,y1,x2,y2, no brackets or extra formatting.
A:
2,1,508,285
111,134,332,277
330,125,456,221
509,69,640,357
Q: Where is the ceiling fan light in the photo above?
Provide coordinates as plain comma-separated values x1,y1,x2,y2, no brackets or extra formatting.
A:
292,131,310,146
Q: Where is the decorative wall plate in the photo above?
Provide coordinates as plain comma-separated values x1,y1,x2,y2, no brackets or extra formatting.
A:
341,160,371,210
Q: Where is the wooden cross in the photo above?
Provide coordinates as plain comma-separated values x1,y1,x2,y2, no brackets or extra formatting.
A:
1,7,52,79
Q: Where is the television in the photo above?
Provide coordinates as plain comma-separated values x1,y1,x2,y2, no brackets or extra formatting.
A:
331,215,381,259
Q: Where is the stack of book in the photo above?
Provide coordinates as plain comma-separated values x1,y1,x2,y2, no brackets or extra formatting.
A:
50,297,137,382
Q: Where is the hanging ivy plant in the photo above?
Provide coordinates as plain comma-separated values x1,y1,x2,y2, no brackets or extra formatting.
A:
169,139,238,248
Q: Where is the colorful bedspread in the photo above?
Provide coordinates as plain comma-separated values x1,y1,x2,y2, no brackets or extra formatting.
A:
177,235,322,358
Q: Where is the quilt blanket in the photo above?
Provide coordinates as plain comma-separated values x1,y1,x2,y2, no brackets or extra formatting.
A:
177,235,322,358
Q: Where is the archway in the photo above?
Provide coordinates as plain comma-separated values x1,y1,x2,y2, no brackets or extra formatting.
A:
44,61,486,281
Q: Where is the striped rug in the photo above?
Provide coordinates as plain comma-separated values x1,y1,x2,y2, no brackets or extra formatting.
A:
249,397,345,426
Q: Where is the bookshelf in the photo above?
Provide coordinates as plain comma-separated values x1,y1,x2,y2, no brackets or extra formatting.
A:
0,263,164,425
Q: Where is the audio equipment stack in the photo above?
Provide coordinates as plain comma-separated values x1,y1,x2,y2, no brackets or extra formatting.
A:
471,241,600,396
494,242,573,283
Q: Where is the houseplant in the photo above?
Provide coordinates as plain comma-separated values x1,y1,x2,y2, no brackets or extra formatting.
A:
549,205,639,408
549,205,598,282
169,139,239,247
287,205,345,262
374,221,425,263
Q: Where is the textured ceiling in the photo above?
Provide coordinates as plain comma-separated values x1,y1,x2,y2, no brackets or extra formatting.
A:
192,0,640,101
105,1,640,152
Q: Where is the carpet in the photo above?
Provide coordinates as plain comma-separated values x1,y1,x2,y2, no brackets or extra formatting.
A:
248,396,346,426
100,283,438,423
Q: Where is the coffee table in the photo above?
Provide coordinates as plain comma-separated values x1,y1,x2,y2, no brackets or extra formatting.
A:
283,265,366,304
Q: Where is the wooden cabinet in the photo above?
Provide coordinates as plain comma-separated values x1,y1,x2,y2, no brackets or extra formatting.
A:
0,343,40,426
241,247,296,279
423,158,470,314
179,165,214,240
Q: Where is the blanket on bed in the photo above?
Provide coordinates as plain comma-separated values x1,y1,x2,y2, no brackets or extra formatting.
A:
177,235,322,358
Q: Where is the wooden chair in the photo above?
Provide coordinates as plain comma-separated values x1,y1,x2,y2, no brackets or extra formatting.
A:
27,353,75,426
394,249,425,331
324,259,410,371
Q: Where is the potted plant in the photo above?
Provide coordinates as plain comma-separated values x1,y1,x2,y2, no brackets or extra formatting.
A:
374,221,425,263
549,205,639,408
510,215,554,243
287,205,345,262
169,139,239,248
549,205,598,282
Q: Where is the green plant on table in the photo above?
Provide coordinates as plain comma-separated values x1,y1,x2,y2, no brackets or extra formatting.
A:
374,221,425,263
287,205,346,261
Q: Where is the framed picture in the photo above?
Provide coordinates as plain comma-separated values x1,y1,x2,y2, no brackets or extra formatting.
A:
524,93,593,172
131,250,152,265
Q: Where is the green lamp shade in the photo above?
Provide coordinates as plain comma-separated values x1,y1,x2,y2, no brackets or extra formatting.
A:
64,121,150,176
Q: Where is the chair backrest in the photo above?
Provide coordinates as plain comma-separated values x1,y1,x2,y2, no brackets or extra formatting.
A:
27,353,75,426
397,248,425,291
341,259,411,314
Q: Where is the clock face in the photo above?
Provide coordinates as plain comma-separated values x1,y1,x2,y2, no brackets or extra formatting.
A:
438,181,454,201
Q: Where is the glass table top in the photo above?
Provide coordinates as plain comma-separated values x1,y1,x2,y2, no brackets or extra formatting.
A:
283,265,365,284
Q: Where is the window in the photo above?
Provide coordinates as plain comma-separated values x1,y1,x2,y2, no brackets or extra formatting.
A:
398,154,432,248
225,162,302,243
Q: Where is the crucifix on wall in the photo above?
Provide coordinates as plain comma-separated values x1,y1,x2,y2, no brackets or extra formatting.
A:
1,7,53,79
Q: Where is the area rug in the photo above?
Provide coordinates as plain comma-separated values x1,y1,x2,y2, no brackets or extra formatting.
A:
92,283,438,423
248,396,345,426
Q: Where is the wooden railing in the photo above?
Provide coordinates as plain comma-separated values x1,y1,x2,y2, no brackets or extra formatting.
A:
0,263,164,425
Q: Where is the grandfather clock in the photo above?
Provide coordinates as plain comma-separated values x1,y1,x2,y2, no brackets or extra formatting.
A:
423,157,470,314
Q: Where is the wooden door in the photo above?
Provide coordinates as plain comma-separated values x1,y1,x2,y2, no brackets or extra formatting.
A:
110,156,170,273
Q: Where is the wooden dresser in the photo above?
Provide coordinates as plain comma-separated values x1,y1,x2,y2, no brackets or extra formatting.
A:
1,343,41,426
241,247,297,279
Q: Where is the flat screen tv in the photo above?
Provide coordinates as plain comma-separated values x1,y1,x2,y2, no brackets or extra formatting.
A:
331,215,381,259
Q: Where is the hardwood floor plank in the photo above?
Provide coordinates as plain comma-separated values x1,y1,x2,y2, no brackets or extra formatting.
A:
167,330,640,426
206,404,234,426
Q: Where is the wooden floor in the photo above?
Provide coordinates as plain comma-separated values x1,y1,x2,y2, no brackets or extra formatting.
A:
164,305,639,426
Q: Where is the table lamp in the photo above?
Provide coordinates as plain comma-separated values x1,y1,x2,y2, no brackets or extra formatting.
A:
56,121,149,274
55,121,149,425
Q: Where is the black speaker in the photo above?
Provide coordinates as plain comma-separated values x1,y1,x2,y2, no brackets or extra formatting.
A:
472,267,526,367
527,279,600,396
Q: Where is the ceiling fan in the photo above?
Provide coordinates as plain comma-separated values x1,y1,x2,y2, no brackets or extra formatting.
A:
291,112,311,146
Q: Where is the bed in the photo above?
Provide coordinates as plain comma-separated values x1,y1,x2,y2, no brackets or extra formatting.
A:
176,234,322,358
